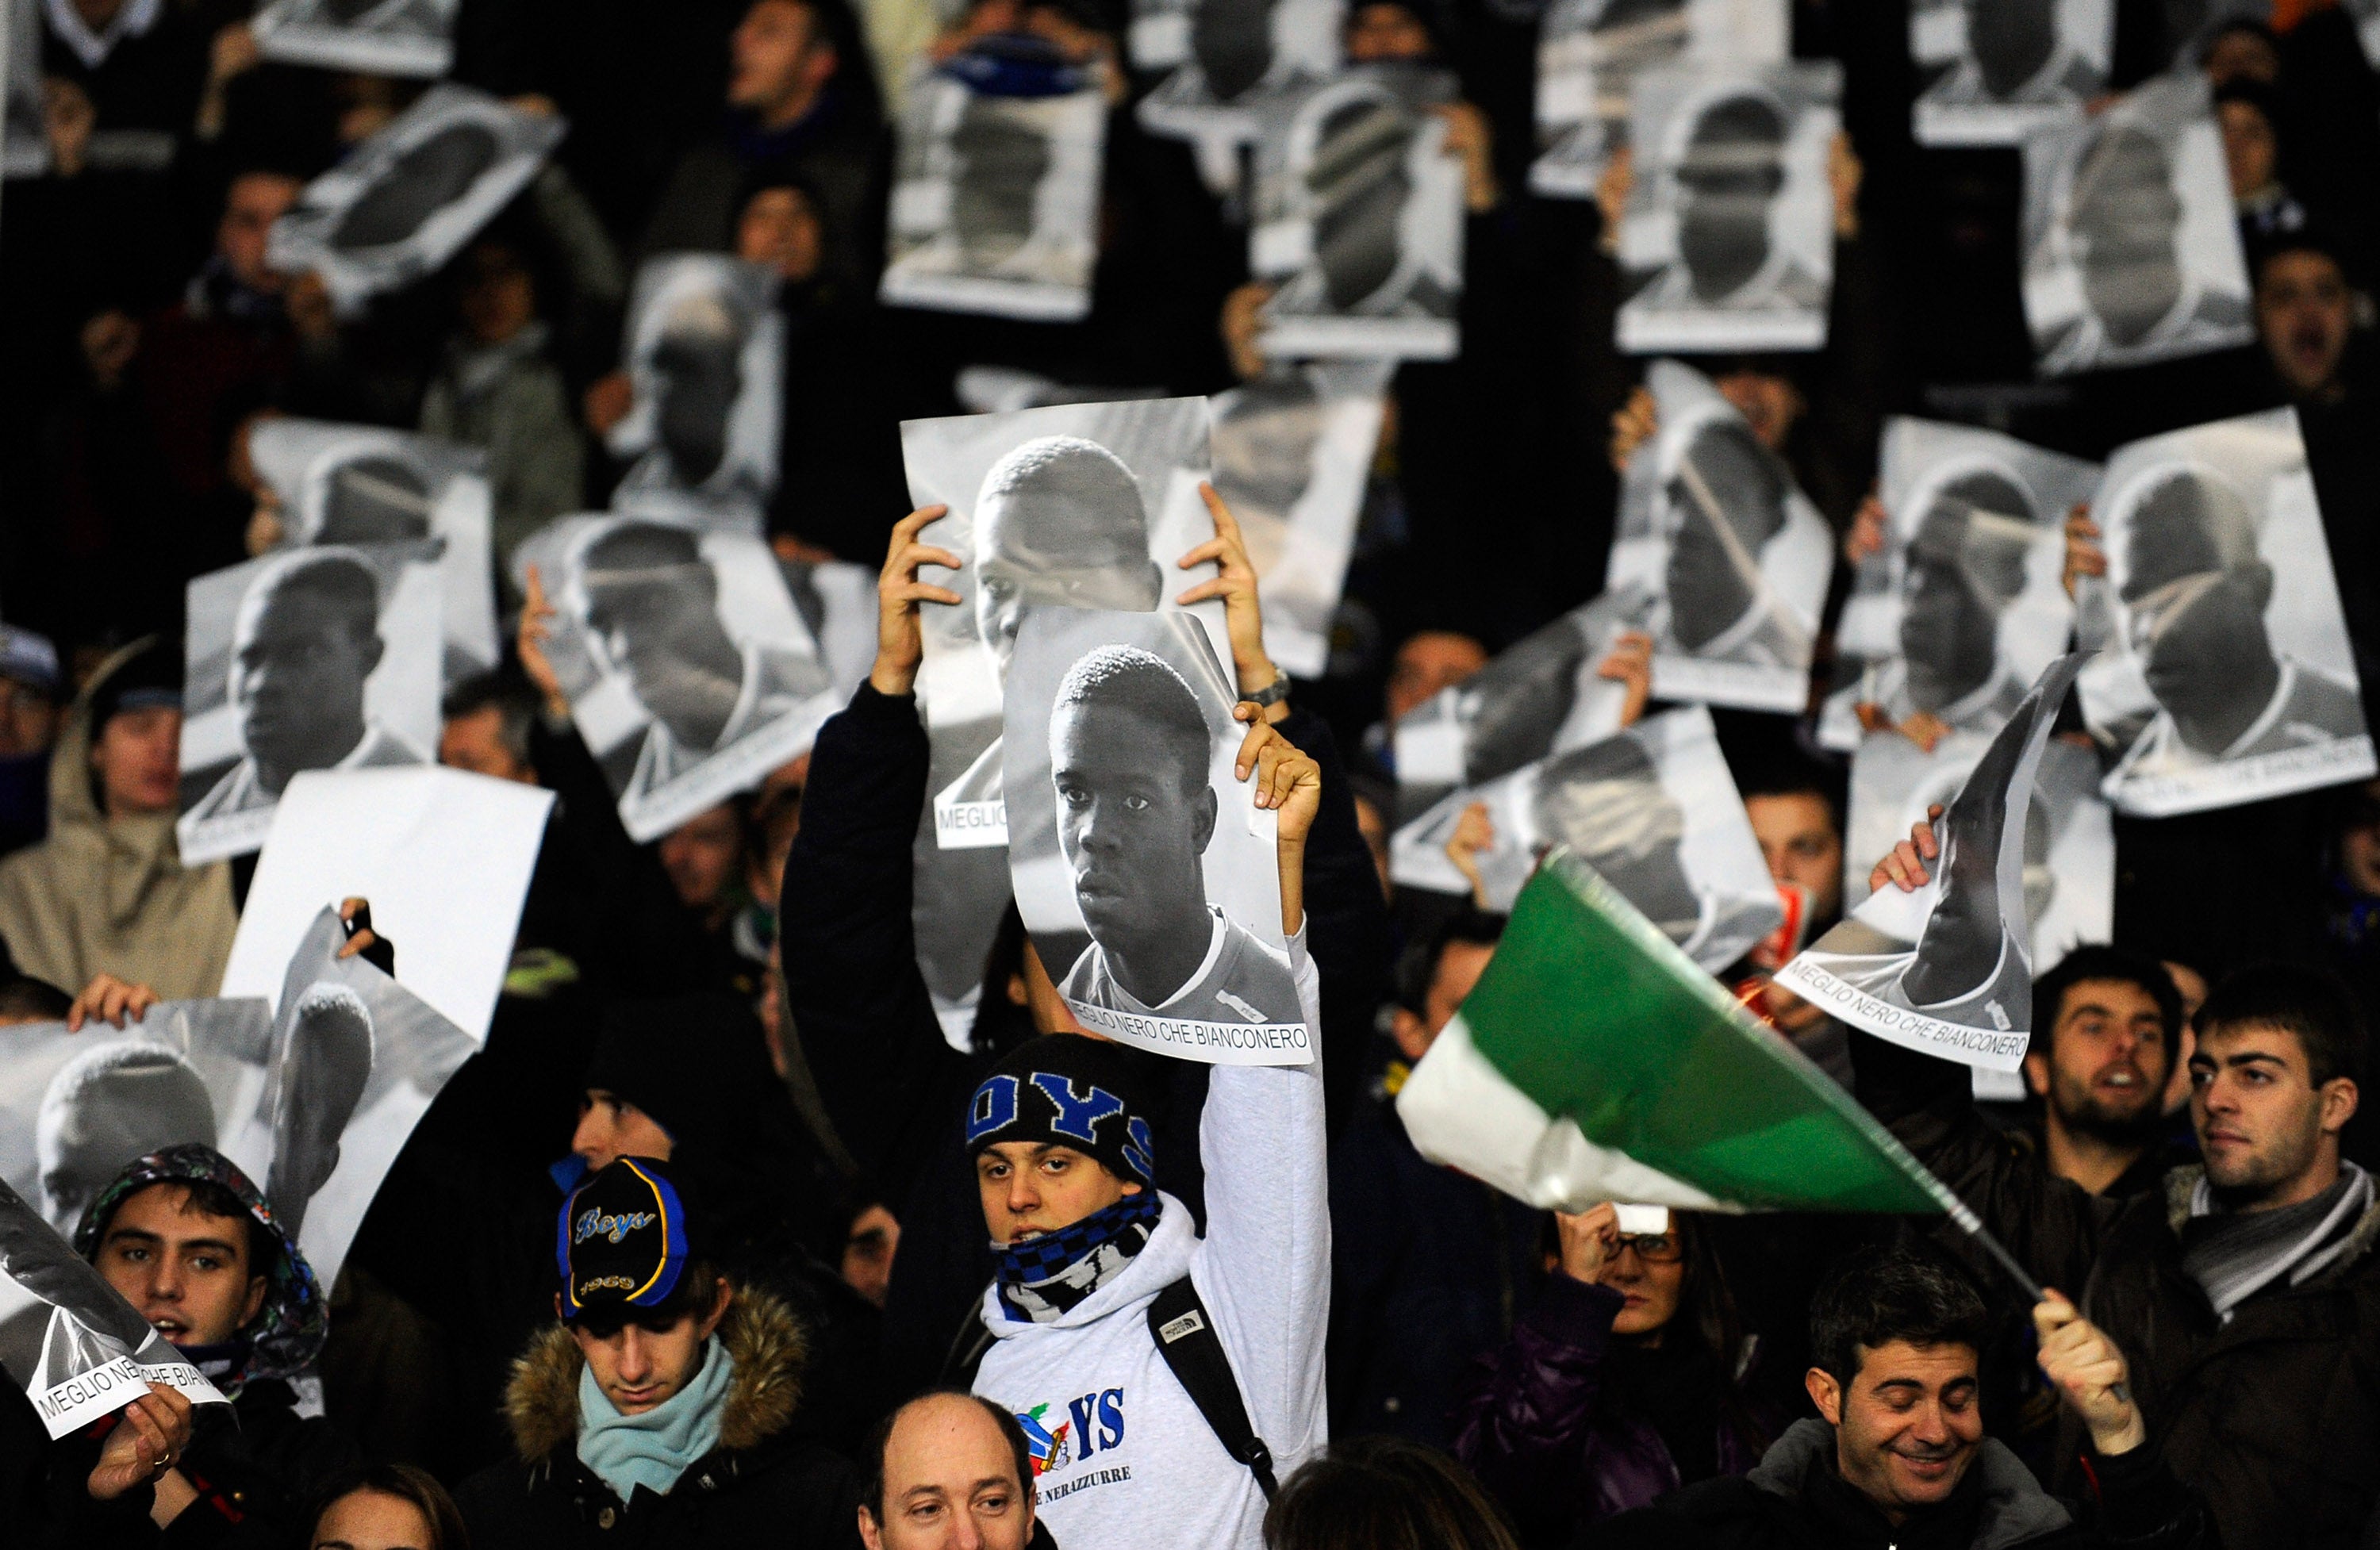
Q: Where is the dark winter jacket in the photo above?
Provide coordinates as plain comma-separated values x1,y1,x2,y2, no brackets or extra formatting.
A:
781,683,1387,1396
1329,1059,1546,1450
456,1290,862,1550
1856,1030,2380,1550
1453,1275,1769,1545
1583,1417,2210,1550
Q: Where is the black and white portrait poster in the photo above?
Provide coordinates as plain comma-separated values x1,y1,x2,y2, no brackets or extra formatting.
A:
221,907,474,1291
1910,0,2109,147
1530,0,1787,199
0,1180,224,1438
1393,591,1635,820
1137,0,1342,188
178,547,441,865
2021,71,2250,378
1775,654,2087,1072
251,0,457,76
512,516,843,842
1843,730,2111,980
1006,608,1309,1063
1615,61,1840,354
1211,361,1390,677
248,417,500,685
1818,417,2091,752
267,86,566,315
899,397,1224,1044
881,65,1107,323
608,255,784,529
1393,707,1786,969
2075,409,2374,816
1250,67,1464,361
0,1000,273,1237
1606,359,1832,712
1845,728,2111,1100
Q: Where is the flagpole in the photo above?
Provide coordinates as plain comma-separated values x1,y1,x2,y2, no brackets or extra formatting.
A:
1940,1196,2046,1303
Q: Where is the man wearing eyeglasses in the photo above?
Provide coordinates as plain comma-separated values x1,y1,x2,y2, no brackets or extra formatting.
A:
2107,465,2361,787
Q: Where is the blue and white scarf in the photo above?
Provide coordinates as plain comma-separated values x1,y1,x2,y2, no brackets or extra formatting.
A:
995,1190,1162,1324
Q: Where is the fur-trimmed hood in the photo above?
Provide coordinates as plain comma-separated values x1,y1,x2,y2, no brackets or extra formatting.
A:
504,1289,809,1469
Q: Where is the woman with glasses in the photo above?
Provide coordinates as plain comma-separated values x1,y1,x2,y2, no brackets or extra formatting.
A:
1451,1203,1775,1545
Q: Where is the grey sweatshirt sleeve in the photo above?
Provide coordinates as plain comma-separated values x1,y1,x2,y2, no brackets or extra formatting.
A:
1189,930,1330,1475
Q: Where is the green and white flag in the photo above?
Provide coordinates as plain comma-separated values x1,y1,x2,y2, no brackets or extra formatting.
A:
1396,850,1956,1216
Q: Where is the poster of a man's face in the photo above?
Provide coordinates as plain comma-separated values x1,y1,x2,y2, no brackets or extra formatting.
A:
248,419,500,685
1841,731,2112,1065
1909,0,2109,146
1008,609,1309,1062
1138,0,1342,188
1606,359,1832,712
251,0,457,76
268,86,564,313
0,1178,224,1439
884,69,1106,323
1532,0,1789,199
178,547,440,865
609,256,783,528
1819,419,2091,753
1392,592,1637,823
1616,62,1837,353
1210,361,1389,677
512,515,845,842
1777,655,2087,1072
1391,706,1783,969
2076,409,2374,815
2021,71,2250,378
1251,68,1464,361
897,397,1224,1043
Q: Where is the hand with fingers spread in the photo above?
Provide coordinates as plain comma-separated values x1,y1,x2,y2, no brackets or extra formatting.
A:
1869,804,1944,895
2034,1291,2146,1456
517,565,572,721
2062,505,2104,599
1595,631,1654,728
67,975,161,1033
1231,706,1322,933
872,506,962,697
1177,483,1285,719
86,1385,194,1502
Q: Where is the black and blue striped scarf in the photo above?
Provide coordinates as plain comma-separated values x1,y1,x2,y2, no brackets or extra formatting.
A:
994,1190,1163,1324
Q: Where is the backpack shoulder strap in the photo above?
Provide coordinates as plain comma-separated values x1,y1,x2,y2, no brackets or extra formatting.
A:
1146,1274,1278,1500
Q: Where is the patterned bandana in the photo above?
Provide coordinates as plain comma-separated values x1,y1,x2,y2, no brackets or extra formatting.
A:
994,1190,1162,1324
73,1145,328,1387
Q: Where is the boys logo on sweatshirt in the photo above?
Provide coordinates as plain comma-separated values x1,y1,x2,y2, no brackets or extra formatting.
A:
1016,1403,1072,1475
1014,1390,1127,1482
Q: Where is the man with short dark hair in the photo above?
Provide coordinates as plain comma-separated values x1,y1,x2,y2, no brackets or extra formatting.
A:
456,1157,862,1546
438,669,542,785
2021,947,2186,1197
52,1145,354,1545
186,548,427,821
858,1389,1055,1549
1661,418,1808,665
1634,91,1825,316
1587,1243,2208,1549
1863,826,2380,1550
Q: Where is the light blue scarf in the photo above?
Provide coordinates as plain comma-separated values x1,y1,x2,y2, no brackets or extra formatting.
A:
576,1337,735,1503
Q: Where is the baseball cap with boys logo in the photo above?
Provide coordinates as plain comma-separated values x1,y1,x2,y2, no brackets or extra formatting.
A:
555,1157,693,1322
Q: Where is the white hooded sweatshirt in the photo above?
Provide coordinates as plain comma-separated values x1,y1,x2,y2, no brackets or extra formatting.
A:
974,930,1328,1550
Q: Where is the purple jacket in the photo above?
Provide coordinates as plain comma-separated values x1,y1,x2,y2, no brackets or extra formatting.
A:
1452,1275,1768,1545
